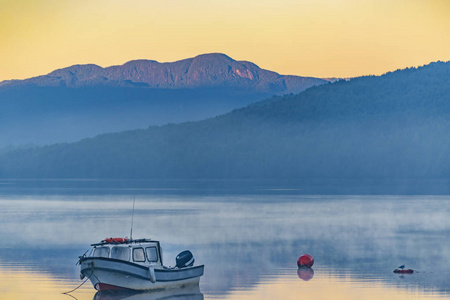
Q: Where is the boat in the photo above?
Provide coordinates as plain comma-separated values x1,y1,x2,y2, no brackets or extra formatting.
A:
78,238,204,292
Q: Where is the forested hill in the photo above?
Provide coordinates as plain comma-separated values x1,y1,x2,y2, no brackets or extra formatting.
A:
1,61,449,179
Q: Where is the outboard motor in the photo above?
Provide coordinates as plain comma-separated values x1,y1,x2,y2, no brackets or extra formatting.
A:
176,250,195,268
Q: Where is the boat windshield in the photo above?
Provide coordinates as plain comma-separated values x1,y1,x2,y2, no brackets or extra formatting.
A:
146,246,158,262
92,247,110,258
111,246,130,261
133,248,146,262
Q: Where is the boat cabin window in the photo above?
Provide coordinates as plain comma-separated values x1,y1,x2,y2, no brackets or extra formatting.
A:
93,247,110,258
133,248,145,262
111,246,130,261
146,246,158,262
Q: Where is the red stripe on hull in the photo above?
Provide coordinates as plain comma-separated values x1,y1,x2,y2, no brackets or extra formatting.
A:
95,282,135,292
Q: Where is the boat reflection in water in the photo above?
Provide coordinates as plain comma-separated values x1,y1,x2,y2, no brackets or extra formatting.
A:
92,285,203,300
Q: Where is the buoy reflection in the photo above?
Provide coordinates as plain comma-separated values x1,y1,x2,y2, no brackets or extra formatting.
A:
297,266,314,281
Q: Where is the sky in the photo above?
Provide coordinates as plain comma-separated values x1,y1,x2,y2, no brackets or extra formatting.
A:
0,0,449,81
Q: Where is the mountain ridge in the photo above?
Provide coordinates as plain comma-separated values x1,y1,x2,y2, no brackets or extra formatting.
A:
0,53,327,94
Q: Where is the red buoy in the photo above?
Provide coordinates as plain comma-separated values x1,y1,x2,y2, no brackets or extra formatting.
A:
297,254,314,268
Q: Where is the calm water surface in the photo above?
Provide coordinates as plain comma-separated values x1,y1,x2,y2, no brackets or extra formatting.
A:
0,180,449,299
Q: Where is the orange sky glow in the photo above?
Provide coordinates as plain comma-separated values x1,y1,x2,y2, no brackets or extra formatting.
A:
0,0,449,81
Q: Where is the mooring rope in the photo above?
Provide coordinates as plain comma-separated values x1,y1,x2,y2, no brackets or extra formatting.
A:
62,272,92,295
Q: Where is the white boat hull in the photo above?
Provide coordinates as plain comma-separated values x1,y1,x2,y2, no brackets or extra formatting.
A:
80,257,204,291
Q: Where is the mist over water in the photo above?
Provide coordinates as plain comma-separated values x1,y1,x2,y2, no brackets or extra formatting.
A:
0,179,449,299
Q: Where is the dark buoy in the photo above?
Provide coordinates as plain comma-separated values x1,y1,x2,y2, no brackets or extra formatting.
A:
297,254,314,268
394,269,414,274
297,266,314,281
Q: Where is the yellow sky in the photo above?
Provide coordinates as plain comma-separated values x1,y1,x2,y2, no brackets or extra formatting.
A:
0,0,449,81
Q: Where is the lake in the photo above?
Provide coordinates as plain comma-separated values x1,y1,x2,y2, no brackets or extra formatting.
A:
0,179,449,299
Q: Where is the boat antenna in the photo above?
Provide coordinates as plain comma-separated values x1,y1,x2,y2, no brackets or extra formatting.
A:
130,195,136,241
